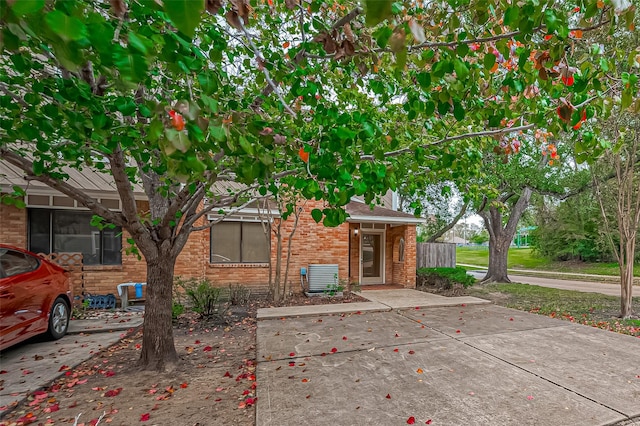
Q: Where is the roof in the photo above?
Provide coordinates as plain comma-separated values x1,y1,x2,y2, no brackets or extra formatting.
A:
0,159,146,199
346,200,424,225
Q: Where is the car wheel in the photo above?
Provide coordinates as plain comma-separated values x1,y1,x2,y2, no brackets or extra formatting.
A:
46,297,70,340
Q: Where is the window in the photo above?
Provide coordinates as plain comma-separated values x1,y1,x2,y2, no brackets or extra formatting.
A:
0,249,39,277
28,209,122,265
210,222,269,263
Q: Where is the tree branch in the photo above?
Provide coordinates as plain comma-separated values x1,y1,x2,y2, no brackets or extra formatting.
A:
239,19,296,117
0,82,28,108
360,124,535,161
250,7,362,111
426,201,469,242
0,148,125,227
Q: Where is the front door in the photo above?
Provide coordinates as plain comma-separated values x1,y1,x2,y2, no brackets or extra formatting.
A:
360,231,385,285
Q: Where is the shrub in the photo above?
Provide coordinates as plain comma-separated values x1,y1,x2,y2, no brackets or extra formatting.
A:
172,302,185,319
174,277,228,318
229,284,251,305
416,267,475,289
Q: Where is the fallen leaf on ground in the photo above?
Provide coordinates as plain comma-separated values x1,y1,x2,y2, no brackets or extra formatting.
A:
140,413,150,421
407,416,416,424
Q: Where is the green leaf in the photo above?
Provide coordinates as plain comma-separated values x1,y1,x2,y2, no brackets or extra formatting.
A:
453,58,469,80
484,53,496,70
238,136,255,155
621,90,632,110
373,26,393,48
416,72,431,89
45,10,87,42
128,32,149,55
364,0,393,26
311,208,323,223
544,9,558,32
10,0,45,16
164,0,204,38
453,102,465,121
503,6,519,26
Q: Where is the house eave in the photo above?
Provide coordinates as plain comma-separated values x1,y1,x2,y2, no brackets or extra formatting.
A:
347,215,425,225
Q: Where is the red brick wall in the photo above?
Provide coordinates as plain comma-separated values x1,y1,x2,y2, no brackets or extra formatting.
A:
348,223,360,285
0,202,27,247
1,196,413,298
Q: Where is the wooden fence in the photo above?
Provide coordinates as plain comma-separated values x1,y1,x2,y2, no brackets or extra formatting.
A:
416,243,456,268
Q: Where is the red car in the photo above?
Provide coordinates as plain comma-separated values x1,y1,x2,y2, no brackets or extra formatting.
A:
0,244,72,351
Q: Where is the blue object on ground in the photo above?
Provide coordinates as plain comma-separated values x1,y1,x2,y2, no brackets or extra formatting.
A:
84,294,117,309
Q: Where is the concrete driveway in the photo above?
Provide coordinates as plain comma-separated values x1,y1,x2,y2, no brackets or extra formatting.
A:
0,316,142,413
256,291,640,425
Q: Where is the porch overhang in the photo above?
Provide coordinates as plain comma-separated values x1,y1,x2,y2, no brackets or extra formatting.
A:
346,216,424,225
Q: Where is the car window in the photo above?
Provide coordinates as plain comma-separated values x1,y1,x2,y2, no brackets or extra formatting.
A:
0,249,40,277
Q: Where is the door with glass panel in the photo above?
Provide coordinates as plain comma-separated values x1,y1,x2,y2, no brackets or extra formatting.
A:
360,231,384,284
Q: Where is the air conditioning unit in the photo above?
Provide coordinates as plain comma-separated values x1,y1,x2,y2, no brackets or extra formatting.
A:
307,264,339,294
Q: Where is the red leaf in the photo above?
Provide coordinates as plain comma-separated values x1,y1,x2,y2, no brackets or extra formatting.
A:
408,350,415,355
386,394,391,399
426,420,432,425
289,352,296,357
104,387,123,397
180,382,188,389
58,365,69,372
393,348,399,352
289,362,295,366
195,340,201,344
342,336,348,340
298,147,309,163
245,397,256,406
561,75,574,86
104,370,116,377
168,110,185,131
330,347,338,353
203,345,213,352
456,330,461,334
140,412,150,422
407,416,416,424
223,371,232,377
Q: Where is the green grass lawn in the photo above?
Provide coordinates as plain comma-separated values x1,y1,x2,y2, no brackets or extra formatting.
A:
456,247,551,269
467,283,640,337
457,246,640,277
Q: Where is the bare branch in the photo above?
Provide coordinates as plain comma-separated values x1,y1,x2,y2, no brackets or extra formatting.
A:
0,82,28,108
360,124,535,161
238,18,296,117
426,201,469,242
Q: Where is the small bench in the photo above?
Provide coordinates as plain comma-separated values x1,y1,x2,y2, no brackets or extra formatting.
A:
116,282,147,309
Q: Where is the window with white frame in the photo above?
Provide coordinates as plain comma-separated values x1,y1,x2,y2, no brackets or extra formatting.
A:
210,221,269,263
28,209,122,265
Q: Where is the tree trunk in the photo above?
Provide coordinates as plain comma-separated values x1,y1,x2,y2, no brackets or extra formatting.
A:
479,188,533,284
138,251,179,371
484,232,512,283
620,240,635,319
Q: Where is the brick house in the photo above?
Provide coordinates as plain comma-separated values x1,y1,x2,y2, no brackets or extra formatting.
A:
1,162,422,301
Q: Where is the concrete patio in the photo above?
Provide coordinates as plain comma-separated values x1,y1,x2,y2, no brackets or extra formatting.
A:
256,290,640,425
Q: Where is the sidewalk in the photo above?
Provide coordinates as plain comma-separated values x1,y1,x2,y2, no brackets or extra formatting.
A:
459,263,640,283
462,265,633,297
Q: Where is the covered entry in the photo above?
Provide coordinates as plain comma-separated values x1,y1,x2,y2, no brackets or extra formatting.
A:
346,201,423,289
360,224,385,285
